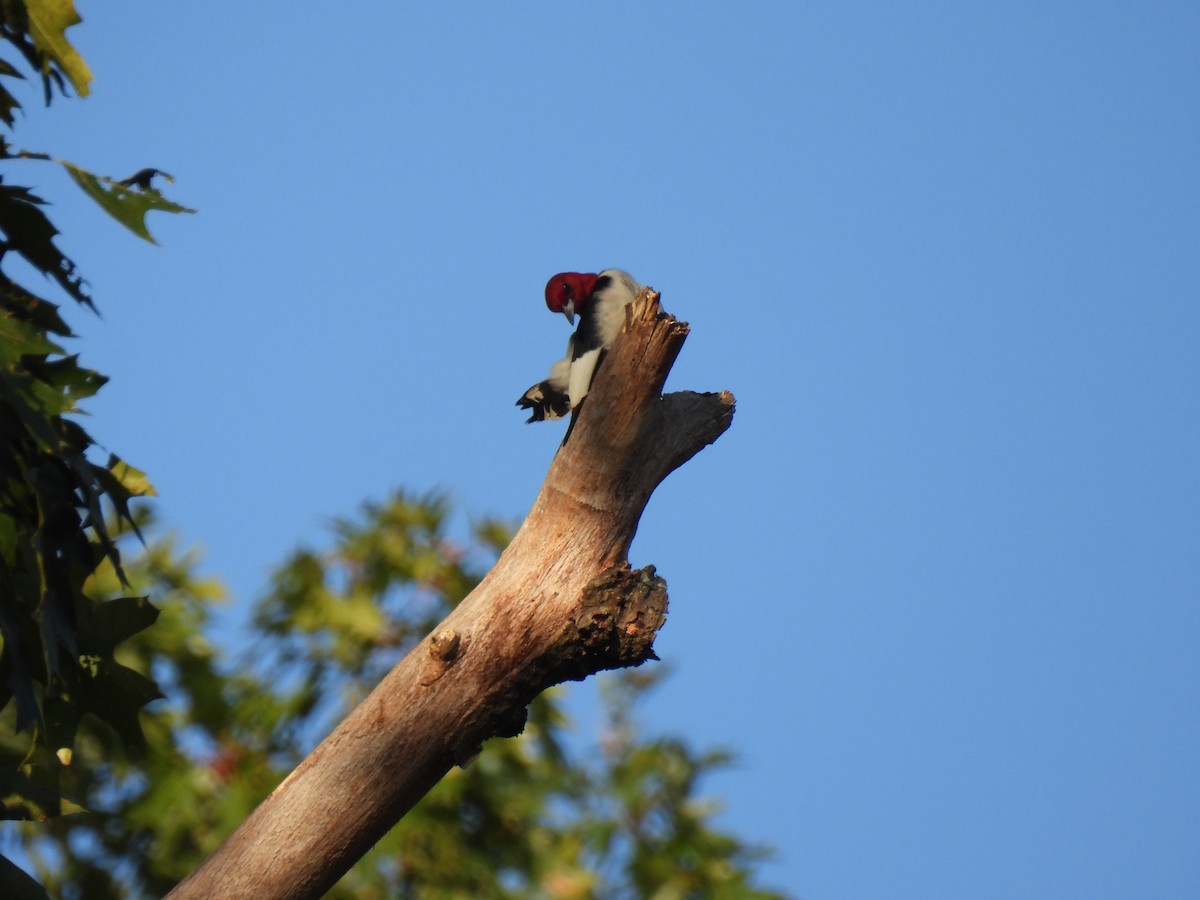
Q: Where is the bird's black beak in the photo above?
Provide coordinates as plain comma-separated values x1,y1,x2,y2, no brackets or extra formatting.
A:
561,299,575,325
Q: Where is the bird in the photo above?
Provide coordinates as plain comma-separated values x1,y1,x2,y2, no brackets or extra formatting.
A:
517,269,643,423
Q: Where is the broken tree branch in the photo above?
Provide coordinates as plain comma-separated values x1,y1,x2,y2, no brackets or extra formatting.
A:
168,289,736,900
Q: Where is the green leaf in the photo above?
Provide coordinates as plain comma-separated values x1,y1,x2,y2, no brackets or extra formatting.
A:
61,163,194,243
0,279,72,338
0,83,23,128
84,656,164,750
0,768,85,821
23,0,92,97
0,182,91,309
90,455,154,552
105,455,156,499
0,600,43,730
0,313,62,362
78,595,159,657
20,354,107,405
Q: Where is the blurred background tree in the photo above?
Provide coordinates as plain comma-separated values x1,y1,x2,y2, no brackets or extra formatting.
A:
19,495,783,898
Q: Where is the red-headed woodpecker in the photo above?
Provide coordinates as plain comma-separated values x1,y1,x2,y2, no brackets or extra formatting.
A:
517,268,644,422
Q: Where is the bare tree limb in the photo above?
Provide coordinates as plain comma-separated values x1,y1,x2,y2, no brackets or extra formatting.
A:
168,289,736,899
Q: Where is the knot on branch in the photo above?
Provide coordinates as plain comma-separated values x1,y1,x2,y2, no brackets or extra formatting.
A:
420,628,464,685
551,565,668,683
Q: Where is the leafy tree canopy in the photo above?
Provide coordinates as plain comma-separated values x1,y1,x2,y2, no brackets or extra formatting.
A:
0,0,189,877
19,494,783,898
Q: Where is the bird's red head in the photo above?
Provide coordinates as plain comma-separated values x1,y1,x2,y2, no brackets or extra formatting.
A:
544,272,599,323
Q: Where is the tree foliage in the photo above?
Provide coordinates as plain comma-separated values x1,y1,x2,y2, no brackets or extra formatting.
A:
0,0,189,877
19,494,784,898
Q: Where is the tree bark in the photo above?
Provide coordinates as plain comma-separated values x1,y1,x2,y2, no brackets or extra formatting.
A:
167,289,735,900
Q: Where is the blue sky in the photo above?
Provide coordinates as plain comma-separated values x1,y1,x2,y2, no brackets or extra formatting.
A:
12,2,1199,896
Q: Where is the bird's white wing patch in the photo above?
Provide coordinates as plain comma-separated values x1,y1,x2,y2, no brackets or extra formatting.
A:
547,356,571,391
542,334,576,392
568,348,603,407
